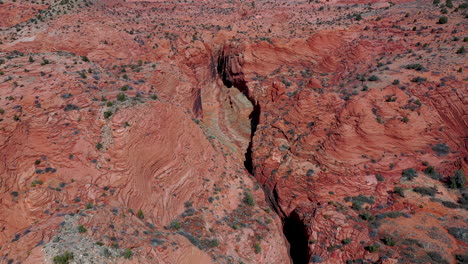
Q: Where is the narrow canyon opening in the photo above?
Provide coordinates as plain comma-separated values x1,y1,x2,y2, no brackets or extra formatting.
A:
283,211,311,264
216,50,311,264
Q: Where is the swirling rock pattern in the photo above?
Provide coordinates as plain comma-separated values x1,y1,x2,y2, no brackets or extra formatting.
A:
0,0,466,263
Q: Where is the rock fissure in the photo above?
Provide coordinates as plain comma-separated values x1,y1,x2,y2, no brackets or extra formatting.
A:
216,47,311,264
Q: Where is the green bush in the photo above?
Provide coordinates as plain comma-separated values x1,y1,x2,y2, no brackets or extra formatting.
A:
117,93,126,102
405,64,424,71
423,166,442,180
456,46,465,54
413,186,437,196
368,75,379,81
402,168,418,180
103,111,112,119
122,248,133,259
366,244,379,253
382,236,396,246
77,224,87,233
243,192,255,207
438,16,448,24
53,251,74,264
137,209,144,219
446,0,453,8
170,221,181,230
96,143,103,150
359,212,375,221
432,143,450,156
254,243,261,254
375,174,385,182
411,76,427,83
449,170,465,189
394,187,405,197
341,238,352,245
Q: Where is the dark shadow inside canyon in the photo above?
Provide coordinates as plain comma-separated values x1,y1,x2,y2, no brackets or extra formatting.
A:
283,210,311,264
217,49,310,264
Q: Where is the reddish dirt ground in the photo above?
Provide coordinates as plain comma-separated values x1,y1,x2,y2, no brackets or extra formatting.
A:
0,0,466,263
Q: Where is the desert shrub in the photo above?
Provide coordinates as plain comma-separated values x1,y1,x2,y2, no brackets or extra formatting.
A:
382,236,396,246
383,211,405,218
432,143,450,156
394,187,405,197
53,251,73,264
359,212,375,221
117,93,126,101
368,75,379,81
424,166,442,180
77,225,87,233
137,209,144,219
342,238,352,245
392,79,400,85
254,243,261,254
64,104,80,111
306,169,314,177
427,251,449,264
441,201,459,208
102,248,111,258
405,64,424,71
170,221,181,230
96,143,103,150
438,16,448,24
446,0,453,8
122,249,133,259
203,238,219,248
402,168,418,180
348,194,374,211
366,244,379,253
413,186,437,196
41,57,50,66
411,76,427,83
103,111,112,119
447,227,468,243
243,192,255,206
375,174,384,182
449,170,465,189
456,46,465,54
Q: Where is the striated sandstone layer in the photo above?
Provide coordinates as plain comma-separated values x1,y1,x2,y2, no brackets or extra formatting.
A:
0,0,467,264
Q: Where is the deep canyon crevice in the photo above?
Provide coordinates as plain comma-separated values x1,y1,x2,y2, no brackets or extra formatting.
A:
216,47,311,264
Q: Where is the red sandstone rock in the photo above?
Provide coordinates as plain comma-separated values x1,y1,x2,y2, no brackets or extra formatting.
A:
0,0,466,263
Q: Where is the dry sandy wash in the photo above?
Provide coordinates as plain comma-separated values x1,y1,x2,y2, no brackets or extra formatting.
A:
0,0,467,263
